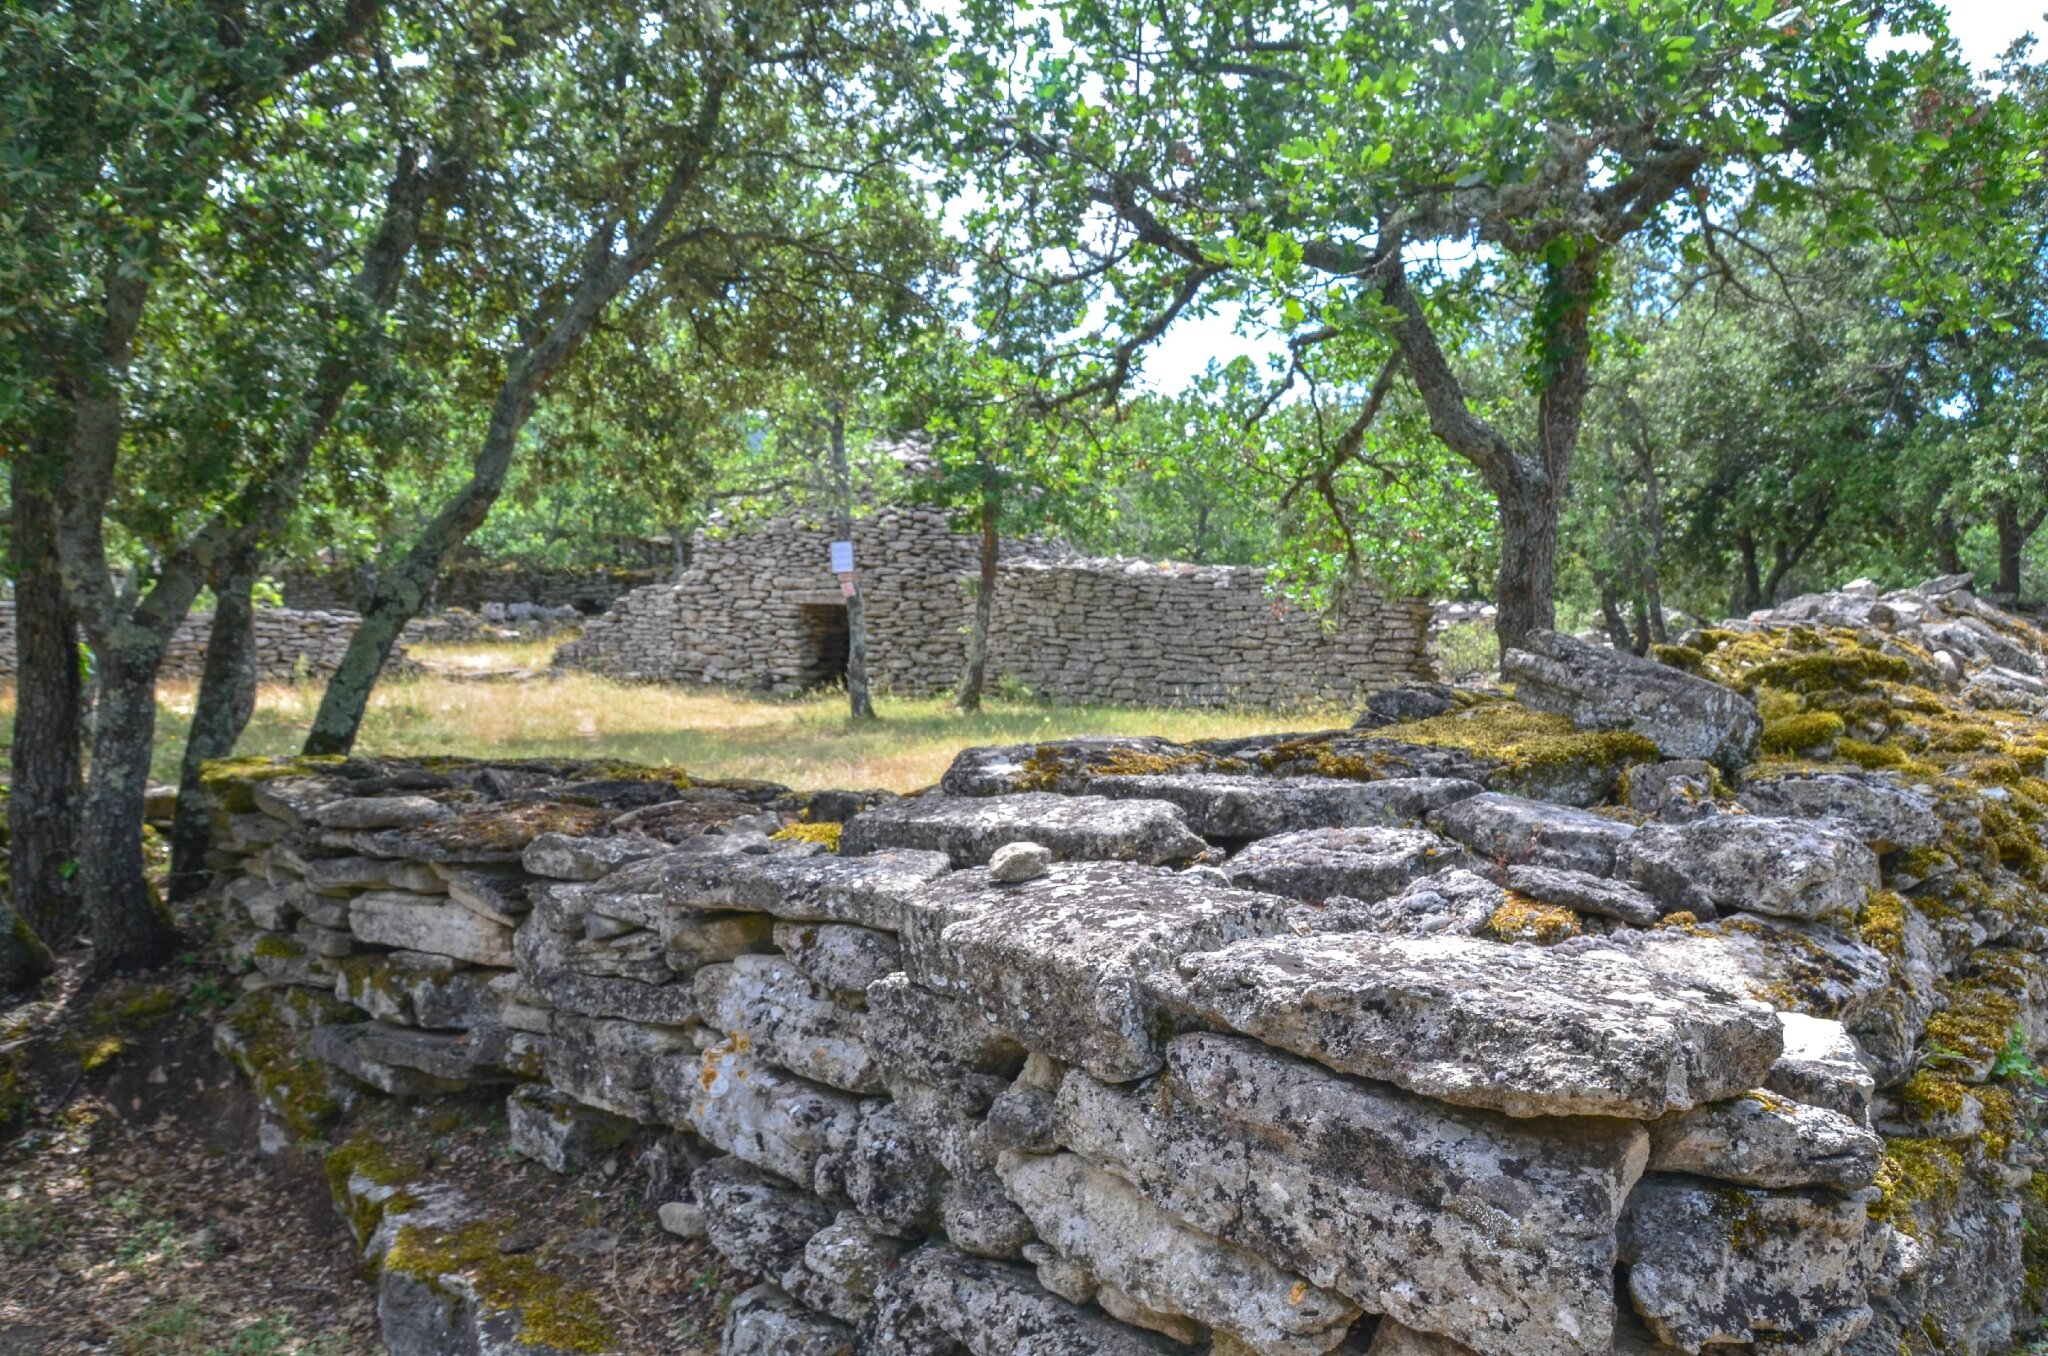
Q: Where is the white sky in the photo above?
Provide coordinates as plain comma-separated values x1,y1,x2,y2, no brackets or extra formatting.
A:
1137,1,2047,393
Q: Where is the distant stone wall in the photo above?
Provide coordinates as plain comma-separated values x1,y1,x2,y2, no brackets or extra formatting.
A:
280,559,661,615
555,509,1432,707
0,603,400,681
984,559,1431,706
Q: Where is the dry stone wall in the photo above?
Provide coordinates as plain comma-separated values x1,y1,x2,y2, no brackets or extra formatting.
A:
280,558,663,614
554,508,1432,707
203,573,2048,1356
0,601,403,680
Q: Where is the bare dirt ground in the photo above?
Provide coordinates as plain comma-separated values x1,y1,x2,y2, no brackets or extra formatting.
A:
1,939,735,1355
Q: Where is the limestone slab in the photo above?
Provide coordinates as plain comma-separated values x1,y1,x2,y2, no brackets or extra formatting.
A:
665,1044,862,1193
1151,929,1782,1118
1619,1175,1889,1353
1503,629,1762,767
349,893,514,967
861,1247,1184,1355
842,793,1206,868
772,921,902,995
1616,816,1879,923
1222,826,1473,903
1646,1090,1882,1189
901,861,1311,1082
700,953,880,1094
1739,771,1942,850
998,1151,1359,1356
1055,1034,1649,1356
1427,792,1637,875
723,1284,856,1356
1084,773,1479,839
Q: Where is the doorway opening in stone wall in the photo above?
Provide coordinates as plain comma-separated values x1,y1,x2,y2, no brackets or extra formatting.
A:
795,603,851,690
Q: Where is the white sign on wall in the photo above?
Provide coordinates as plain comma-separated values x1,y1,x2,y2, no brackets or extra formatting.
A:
829,540,855,574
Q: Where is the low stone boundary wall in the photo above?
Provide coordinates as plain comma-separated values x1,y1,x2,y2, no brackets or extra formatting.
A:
280,559,663,614
201,577,2048,1356
982,559,1431,707
0,602,403,681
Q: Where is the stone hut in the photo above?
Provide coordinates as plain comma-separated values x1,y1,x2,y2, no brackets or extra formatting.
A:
554,507,1432,707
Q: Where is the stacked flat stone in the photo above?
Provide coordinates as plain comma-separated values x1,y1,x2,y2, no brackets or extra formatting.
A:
205,640,2048,1356
280,557,663,613
0,602,407,681
553,507,1432,707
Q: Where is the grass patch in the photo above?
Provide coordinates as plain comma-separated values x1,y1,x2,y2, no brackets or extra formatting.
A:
2,668,1342,793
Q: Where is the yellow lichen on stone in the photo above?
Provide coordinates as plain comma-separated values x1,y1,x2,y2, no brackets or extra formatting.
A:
1375,703,1658,783
1096,748,1210,777
385,1219,616,1353
1484,895,1581,945
1759,712,1846,755
1856,891,1909,959
1870,1138,1966,1239
772,821,843,852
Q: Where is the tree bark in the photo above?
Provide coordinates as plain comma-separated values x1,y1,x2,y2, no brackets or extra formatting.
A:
826,404,876,722
1992,499,2044,598
1934,510,1963,575
0,902,55,995
168,553,260,899
1491,464,1563,655
957,483,998,713
1732,531,1764,615
8,454,85,946
76,636,184,969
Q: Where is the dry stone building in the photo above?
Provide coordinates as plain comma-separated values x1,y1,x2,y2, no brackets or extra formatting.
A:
555,506,1432,707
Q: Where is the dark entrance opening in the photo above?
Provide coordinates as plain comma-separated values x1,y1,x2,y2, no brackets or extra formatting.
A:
795,603,850,689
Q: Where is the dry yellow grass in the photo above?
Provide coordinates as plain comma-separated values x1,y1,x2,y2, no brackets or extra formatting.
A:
3,643,1347,793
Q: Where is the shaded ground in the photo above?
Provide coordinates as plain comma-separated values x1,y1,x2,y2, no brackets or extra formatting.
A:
0,959,377,1356
1,933,735,1355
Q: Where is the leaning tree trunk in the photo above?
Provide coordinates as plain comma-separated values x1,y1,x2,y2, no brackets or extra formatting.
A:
8,456,85,946
957,488,998,713
0,903,54,995
76,633,183,969
302,100,726,756
169,556,260,899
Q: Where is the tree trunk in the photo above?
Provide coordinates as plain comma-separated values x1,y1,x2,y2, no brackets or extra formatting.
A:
1491,468,1561,653
169,554,260,899
1595,578,1632,651
0,903,55,995
825,405,876,722
1735,532,1764,615
77,637,183,969
1934,510,1963,575
1992,499,2042,598
958,488,998,713
300,407,520,755
8,455,85,946
669,525,691,583
302,90,731,755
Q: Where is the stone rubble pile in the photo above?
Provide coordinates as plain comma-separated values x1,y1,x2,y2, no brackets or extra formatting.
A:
553,506,1432,708
207,574,2048,1356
